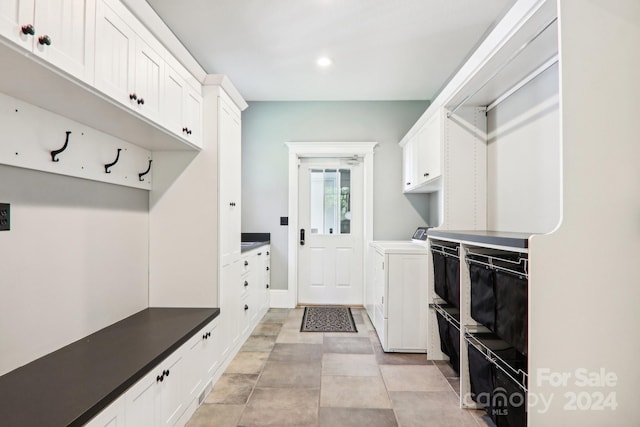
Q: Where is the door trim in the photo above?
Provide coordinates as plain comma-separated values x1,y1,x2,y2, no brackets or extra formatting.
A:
285,141,377,308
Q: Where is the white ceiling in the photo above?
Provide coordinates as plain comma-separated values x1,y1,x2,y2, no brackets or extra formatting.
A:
145,0,516,101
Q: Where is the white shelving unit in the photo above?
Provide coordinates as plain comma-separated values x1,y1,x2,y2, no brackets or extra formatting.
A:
400,0,640,425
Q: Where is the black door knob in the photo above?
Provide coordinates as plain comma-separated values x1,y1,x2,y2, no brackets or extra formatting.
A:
156,374,163,382
38,35,51,46
423,172,430,177
266,251,270,255
266,266,270,271
129,93,137,100
137,98,144,105
244,304,249,310
266,284,269,289
21,24,35,35
244,260,248,266
244,281,248,287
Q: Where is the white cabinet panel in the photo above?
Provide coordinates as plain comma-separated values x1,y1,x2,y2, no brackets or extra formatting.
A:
85,395,126,427
133,37,162,122
183,88,202,147
161,64,185,136
125,369,157,427
218,96,241,266
0,0,94,83
0,0,34,50
32,0,95,83
94,1,134,104
157,352,185,427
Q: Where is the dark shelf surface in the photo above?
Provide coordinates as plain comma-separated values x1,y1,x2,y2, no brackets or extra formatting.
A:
427,230,534,249
0,307,220,427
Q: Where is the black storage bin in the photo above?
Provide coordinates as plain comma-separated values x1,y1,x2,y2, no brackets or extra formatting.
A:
493,365,527,427
436,311,450,357
469,264,496,331
432,252,448,301
445,255,460,308
446,319,460,374
494,270,528,355
468,334,527,426
467,334,526,403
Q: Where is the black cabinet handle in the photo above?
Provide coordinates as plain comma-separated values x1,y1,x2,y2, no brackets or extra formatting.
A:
266,251,270,256
423,172,430,177
244,280,248,287
229,202,236,207
187,129,192,135
156,374,163,382
266,266,270,271
406,182,411,186
38,35,51,46
300,228,305,246
257,252,262,256
164,369,170,377
244,260,248,266
137,98,144,105
129,93,137,101
21,24,35,35
182,127,188,133
207,331,211,338
203,333,207,339
266,284,269,289
244,304,249,310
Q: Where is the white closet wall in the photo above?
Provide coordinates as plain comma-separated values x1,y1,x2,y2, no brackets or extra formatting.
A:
487,64,560,233
0,165,149,376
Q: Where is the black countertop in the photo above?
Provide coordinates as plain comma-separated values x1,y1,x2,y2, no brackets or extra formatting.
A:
427,230,534,249
241,232,270,253
0,307,220,427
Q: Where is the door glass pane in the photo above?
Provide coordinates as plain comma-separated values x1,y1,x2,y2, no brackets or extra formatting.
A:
309,168,351,235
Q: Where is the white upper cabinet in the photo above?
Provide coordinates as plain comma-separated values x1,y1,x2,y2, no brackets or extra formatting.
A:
402,109,443,193
161,63,203,147
95,0,163,123
0,1,36,50
133,36,162,122
0,0,95,83
94,1,135,104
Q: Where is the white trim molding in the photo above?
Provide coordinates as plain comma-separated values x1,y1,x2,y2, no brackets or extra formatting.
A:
285,141,378,308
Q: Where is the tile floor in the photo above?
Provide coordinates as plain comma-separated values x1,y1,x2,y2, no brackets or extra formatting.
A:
186,308,490,427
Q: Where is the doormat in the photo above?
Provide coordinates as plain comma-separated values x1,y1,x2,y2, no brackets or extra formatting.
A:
300,306,358,332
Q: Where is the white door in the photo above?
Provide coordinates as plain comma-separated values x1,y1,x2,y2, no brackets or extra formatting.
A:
298,158,364,305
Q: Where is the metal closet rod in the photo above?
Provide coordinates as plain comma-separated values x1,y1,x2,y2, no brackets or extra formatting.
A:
447,16,558,118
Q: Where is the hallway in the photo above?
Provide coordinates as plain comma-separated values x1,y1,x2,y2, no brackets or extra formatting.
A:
187,308,488,427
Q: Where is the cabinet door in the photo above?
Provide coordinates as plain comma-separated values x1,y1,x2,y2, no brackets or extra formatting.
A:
184,88,202,147
402,138,417,190
218,97,241,266
157,351,185,427
94,0,135,104
0,0,34,50
133,37,162,122
203,320,220,378
220,261,241,359
32,0,95,83
125,370,158,427
421,111,442,181
161,64,185,137
85,394,126,427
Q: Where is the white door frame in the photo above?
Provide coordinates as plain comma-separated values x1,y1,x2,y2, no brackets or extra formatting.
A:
285,141,377,308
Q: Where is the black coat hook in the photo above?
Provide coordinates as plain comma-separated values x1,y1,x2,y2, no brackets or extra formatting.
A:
51,131,71,162
138,159,152,181
105,149,122,174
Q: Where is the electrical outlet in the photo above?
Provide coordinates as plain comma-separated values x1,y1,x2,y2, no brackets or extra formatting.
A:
0,203,10,231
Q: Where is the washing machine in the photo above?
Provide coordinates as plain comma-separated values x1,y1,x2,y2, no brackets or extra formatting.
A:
366,227,430,352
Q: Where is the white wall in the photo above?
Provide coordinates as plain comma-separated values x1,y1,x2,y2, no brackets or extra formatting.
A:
241,101,430,291
486,63,561,233
0,165,148,376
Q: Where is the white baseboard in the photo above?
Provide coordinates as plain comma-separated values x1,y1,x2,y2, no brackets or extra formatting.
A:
269,289,295,308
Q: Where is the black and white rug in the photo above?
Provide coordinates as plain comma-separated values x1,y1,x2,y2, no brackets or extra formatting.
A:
300,306,358,333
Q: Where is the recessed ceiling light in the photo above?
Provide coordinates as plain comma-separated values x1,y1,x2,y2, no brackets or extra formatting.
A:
316,57,332,67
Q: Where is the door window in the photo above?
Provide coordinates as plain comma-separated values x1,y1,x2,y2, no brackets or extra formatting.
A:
309,168,351,234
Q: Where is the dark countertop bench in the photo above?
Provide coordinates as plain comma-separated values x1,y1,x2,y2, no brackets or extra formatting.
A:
0,307,220,427
427,229,535,249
